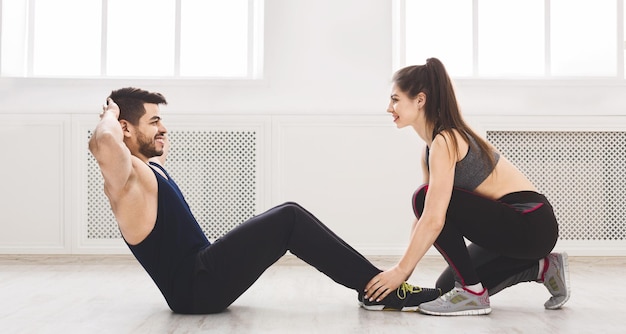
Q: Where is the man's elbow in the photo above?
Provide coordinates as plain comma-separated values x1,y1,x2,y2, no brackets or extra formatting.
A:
88,134,98,153
88,130,119,157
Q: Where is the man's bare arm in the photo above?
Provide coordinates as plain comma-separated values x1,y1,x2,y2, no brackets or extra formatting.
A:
88,98,133,196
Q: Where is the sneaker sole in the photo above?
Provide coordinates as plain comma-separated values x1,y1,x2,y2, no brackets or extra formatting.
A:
419,307,492,316
361,304,419,312
545,252,571,310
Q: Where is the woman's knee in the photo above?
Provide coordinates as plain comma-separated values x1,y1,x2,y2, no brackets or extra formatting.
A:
412,184,429,217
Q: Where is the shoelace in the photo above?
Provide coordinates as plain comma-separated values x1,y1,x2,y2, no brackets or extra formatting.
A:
439,286,462,302
397,282,423,299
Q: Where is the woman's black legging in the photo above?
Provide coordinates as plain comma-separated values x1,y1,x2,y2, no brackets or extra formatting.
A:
413,185,559,294
191,202,381,313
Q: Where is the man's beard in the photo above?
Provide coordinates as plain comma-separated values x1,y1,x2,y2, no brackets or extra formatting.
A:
137,131,163,158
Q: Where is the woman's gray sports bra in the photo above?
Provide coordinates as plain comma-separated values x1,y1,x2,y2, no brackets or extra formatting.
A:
425,134,500,191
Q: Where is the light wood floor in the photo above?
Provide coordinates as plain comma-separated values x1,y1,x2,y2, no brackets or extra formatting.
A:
1,255,623,334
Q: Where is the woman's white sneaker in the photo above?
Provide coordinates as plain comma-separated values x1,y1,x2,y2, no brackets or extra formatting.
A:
541,252,571,309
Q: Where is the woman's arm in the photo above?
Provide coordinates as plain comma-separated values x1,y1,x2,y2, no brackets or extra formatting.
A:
365,133,458,301
421,145,430,184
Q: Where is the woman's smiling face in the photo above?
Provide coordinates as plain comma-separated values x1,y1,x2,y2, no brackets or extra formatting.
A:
387,84,421,129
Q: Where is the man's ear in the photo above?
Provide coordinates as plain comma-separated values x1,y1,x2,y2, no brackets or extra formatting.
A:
119,120,132,137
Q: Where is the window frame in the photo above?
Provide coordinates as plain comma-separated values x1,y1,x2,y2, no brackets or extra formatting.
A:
0,0,265,81
393,0,626,86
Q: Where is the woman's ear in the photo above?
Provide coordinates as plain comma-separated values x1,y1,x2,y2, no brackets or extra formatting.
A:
415,92,427,109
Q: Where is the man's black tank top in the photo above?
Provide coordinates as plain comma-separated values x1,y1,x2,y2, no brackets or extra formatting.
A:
125,162,210,313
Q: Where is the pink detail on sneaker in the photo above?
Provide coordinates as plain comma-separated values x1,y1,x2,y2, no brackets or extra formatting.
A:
461,286,491,306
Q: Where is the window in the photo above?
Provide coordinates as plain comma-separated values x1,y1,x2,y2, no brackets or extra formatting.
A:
0,0,263,78
398,0,623,78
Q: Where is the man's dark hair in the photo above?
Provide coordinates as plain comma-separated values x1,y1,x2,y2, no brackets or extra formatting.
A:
109,87,168,125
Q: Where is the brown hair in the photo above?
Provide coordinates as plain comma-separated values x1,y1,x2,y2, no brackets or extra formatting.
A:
392,58,495,168
108,87,167,125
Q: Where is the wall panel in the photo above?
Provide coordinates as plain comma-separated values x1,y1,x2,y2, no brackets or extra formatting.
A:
0,116,69,253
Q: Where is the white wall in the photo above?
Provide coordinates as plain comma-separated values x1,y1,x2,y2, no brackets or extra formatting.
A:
1,0,625,255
